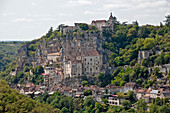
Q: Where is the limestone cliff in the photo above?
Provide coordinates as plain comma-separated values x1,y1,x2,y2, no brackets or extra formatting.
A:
16,31,113,75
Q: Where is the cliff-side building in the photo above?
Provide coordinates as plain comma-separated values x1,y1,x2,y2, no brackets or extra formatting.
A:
91,13,116,31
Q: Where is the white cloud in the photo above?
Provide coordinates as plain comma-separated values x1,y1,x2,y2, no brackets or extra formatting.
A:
2,13,7,16
104,4,130,9
59,13,73,17
84,10,105,15
67,0,92,6
31,2,37,6
13,18,34,22
40,17,55,21
136,0,168,9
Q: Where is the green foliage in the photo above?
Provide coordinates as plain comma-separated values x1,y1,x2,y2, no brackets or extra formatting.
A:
79,23,89,30
83,89,92,96
81,80,88,86
158,104,170,113
136,99,147,111
122,100,132,110
0,80,55,113
83,96,95,107
97,73,112,87
24,66,31,72
0,41,23,71
33,65,44,74
143,38,156,50
61,107,69,113
149,104,158,113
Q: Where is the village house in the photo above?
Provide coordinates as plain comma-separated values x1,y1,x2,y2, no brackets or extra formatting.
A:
105,84,119,95
160,91,170,99
120,82,137,93
107,95,128,106
91,13,116,31
134,88,147,100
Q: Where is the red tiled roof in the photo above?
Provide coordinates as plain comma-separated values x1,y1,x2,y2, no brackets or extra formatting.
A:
106,84,117,89
92,20,106,23
41,73,46,76
84,49,100,56
48,53,60,56
124,82,136,87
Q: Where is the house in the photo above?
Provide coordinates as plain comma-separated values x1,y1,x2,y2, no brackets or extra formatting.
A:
149,90,159,98
41,73,49,86
47,53,60,62
107,95,128,106
135,88,147,100
143,95,150,103
91,13,115,31
105,84,119,95
63,26,73,34
62,87,72,97
160,91,170,99
120,82,136,93
91,20,107,31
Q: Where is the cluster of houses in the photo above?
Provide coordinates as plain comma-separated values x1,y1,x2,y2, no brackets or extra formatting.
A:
17,81,170,106
37,13,116,86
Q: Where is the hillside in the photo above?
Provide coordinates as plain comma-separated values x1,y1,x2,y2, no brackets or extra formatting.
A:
0,14,170,113
0,80,56,113
0,41,23,71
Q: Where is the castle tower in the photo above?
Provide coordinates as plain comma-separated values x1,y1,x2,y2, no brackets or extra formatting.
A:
109,12,114,20
108,12,115,31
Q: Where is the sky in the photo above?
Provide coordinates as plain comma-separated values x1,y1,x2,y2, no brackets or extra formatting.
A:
0,0,169,41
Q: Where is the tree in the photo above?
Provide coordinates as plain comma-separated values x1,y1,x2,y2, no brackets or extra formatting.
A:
143,38,156,50
127,91,134,101
136,99,147,111
122,100,132,110
79,23,89,30
141,58,149,67
61,107,69,113
164,15,170,26
81,80,88,86
83,96,95,107
130,59,137,66
158,104,170,113
152,67,162,78
24,66,30,72
46,27,53,38
33,65,44,74
102,98,108,104
149,104,158,113
83,90,92,96
127,27,137,39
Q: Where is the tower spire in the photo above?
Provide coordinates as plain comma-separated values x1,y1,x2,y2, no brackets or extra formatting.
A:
109,12,113,19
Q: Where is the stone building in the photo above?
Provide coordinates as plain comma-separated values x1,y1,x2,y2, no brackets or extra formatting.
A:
91,13,116,31
138,50,161,63
120,82,137,93
107,95,128,106
63,49,103,78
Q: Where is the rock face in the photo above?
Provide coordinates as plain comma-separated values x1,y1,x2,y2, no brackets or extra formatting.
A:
16,42,33,73
16,31,112,76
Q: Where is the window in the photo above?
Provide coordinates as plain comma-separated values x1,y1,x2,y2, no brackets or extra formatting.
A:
85,59,86,61
90,68,92,72
96,67,98,70
90,59,92,61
